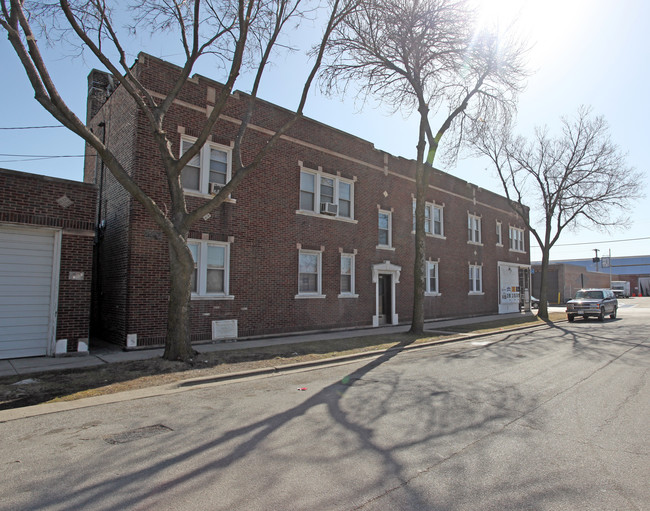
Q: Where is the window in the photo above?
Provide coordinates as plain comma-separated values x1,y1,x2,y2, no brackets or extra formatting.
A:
378,210,392,248
188,240,231,298
412,201,444,236
469,264,483,294
181,137,231,194
468,213,482,244
298,250,322,296
509,226,525,252
299,168,354,219
496,221,503,246
426,261,439,295
340,253,356,296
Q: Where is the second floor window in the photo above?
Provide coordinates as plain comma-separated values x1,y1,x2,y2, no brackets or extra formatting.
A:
468,214,482,244
412,201,444,236
509,227,525,252
181,137,231,195
496,221,503,246
299,168,354,219
378,210,392,248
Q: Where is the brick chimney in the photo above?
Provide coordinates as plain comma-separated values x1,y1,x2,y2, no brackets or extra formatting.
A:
86,69,116,123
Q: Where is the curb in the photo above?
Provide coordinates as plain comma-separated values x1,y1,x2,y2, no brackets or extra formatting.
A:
0,320,558,422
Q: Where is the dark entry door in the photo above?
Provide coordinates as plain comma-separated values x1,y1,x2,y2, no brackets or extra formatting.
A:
378,274,392,325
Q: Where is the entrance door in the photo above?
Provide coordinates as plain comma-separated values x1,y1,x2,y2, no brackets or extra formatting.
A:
378,274,392,325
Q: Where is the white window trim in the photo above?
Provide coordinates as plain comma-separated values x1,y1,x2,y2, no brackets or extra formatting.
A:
189,239,233,300
467,213,483,246
496,221,503,247
181,135,234,199
469,264,484,295
296,249,325,299
297,165,355,221
412,200,446,239
339,253,358,298
425,260,441,296
509,226,526,253
377,209,393,250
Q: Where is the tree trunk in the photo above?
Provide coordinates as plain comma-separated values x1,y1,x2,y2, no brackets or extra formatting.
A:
163,239,196,361
537,248,550,320
410,161,428,335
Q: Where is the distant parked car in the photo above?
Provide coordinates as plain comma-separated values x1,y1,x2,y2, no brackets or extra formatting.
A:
566,289,618,322
531,296,540,309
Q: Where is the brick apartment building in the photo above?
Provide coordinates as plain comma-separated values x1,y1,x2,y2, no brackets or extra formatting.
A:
85,53,531,349
0,168,96,359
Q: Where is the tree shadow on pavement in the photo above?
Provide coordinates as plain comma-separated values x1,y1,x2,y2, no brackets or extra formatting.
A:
10,335,558,511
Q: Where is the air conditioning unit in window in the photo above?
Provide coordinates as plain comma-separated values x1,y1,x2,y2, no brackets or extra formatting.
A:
209,182,223,195
320,202,338,216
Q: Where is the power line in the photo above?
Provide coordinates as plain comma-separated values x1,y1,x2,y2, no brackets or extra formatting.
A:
0,125,64,130
553,237,650,247
531,237,650,251
0,153,83,158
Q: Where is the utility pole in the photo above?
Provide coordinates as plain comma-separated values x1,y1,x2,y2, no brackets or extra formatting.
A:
593,248,600,272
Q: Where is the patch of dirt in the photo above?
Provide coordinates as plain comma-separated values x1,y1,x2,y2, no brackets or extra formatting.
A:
0,315,553,410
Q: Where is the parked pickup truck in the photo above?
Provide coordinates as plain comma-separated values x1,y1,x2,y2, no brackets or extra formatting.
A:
566,289,618,322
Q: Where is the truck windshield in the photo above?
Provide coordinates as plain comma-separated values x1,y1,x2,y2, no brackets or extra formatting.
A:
575,291,604,300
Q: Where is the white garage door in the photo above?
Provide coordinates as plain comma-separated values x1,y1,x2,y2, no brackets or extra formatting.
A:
0,225,59,359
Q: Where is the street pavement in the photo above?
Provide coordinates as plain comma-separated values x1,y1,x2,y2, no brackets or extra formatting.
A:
0,300,647,510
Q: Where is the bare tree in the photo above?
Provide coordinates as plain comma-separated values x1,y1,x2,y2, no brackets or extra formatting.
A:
471,106,644,319
321,0,528,333
1,0,355,360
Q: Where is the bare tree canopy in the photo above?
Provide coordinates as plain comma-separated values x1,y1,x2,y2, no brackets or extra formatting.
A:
320,0,529,332
1,0,354,360
471,105,645,318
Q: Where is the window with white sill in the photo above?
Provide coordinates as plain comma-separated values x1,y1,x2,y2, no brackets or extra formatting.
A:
509,226,525,252
299,168,354,219
298,250,323,296
188,240,231,298
180,137,231,195
468,213,482,244
412,200,444,237
426,261,439,295
340,253,356,296
378,210,392,248
469,264,483,294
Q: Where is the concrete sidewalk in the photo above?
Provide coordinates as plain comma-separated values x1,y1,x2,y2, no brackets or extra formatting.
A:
0,312,535,377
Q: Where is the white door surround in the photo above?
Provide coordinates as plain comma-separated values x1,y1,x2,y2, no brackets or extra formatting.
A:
372,261,401,327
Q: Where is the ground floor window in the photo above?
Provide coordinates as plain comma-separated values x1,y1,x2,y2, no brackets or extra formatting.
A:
188,239,230,297
426,261,439,295
340,253,356,296
298,250,322,296
469,264,483,294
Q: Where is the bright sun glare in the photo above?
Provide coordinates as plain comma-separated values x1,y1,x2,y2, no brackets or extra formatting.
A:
473,0,592,67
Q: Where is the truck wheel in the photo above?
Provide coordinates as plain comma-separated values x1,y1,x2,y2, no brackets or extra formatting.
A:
598,308,604,321
610,307,617,319
568,314,575,322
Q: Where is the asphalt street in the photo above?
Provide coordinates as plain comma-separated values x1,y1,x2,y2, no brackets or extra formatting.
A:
1,301,648,510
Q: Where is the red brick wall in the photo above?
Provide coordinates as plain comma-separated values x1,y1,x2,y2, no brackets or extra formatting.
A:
85,84,138,345
88,54,531,347
0,168,96,352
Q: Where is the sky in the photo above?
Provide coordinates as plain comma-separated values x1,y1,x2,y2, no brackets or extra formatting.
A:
1,0,648,263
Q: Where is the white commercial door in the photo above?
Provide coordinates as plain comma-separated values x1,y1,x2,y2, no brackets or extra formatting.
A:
0,225,58,359
498,264,520,314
